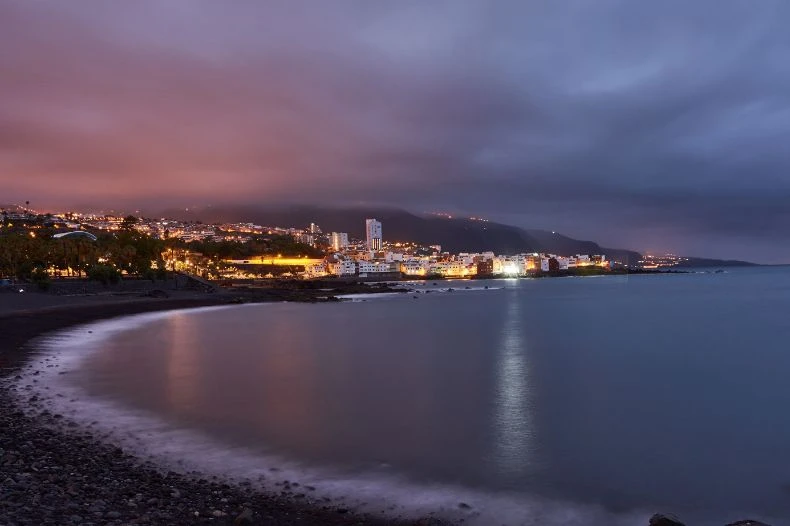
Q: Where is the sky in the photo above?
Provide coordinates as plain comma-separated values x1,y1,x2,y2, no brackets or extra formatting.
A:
1,1,789,263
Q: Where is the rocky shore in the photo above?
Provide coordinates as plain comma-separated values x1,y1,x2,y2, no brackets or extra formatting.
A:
0,388,448,526
0,286,776,526
0,290,446,526
1,385,459,526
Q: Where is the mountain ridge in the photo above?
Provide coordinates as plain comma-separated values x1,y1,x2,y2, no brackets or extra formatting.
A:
154,205,644,264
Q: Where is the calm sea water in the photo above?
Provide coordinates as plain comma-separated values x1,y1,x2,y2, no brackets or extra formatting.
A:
27,267,790,525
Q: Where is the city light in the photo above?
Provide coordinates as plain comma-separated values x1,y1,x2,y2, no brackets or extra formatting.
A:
1,209,626,282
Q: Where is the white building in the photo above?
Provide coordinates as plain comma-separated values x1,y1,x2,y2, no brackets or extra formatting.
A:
331,260,357,276
495,256,520,276
458,253,476,265
357,261,393,275
304,262,328,278
401,260,430,276
365,219,382,251
540,255,566,272
431,261,469,277
330,232,349,251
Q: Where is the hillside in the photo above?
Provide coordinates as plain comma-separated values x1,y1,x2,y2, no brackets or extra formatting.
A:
677,257,758,268
158,205,644,265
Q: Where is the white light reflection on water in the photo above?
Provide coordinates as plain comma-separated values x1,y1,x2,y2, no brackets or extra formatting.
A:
491,289,535,478
165,312,203,412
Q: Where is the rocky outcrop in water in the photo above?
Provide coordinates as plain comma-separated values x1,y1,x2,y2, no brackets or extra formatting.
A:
650,514,687,526
649,514,772,526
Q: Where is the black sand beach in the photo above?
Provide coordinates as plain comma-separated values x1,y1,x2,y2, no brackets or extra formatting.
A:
0,287,448,526
0,287,767,526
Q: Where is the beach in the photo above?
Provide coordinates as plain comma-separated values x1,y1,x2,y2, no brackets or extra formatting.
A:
1,278,779,526
0,286,446,526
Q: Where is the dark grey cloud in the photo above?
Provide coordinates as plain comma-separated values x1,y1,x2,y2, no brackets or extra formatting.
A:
1,0,789,262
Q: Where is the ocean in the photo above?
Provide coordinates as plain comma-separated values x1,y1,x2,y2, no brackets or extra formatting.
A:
18,267,790,525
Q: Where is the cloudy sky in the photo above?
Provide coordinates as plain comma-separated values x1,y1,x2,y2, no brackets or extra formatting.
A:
1,0,789,262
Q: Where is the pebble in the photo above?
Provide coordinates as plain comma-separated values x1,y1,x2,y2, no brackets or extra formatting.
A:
0,309,760,526
1,383,449,526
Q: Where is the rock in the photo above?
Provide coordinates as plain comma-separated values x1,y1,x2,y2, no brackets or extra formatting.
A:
212,509,226,517
106,511,121,519
649,514,686,526
726,521,772,526
141,289,169,298
234,508,254,525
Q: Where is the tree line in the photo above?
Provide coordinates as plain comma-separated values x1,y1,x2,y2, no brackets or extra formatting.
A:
0,214,322,287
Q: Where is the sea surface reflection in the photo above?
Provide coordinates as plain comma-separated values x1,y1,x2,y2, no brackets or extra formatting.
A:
72,268,790,523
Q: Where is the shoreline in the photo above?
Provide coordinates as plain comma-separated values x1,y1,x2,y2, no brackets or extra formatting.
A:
0,289,449,526
0,288,772,526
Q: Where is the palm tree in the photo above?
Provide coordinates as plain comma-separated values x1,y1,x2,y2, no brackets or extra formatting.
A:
0,233,29,280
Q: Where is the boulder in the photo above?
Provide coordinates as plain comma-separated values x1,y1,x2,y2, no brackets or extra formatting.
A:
649,514,686,526
725,521,772,526
234,508,254,525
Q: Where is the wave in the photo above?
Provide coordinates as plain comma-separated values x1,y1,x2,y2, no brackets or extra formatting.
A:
334,292,406,300
411,286,503,292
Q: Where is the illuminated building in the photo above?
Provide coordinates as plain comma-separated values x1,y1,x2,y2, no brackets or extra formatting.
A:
401,260,430,276
330,232,349,251
304,262,328,278
52,231,98,241
365,218,382,251
477,259,494,276
357,261,398,276
430,261,475,277
330,260,357,276
524,254,541,272
294,233,314,246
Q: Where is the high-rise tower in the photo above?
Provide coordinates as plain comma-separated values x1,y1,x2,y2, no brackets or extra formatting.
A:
330,232,349,251
365,219,382,251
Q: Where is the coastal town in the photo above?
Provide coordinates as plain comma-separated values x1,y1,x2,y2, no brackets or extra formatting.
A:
2,2,786,525
0,204,631,286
